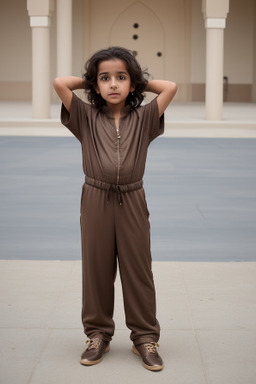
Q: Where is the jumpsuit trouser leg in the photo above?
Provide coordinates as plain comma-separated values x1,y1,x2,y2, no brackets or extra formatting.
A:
115,187,160,346
80,184,117,342
80,182,160,345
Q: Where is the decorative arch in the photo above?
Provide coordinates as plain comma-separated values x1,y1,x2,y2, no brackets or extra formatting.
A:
109,1,165,80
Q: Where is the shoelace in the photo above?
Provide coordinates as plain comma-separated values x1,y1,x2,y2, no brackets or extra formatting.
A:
85,338,101,350
144,342,160,354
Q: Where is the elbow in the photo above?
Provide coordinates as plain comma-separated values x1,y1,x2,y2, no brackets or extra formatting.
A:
53,77,62,92
170,81,178,95
168,82,178,101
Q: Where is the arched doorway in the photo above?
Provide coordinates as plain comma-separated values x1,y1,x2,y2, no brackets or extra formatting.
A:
109,2,165,81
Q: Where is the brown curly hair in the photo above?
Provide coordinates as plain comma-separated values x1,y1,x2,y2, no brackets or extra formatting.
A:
82,47,149,109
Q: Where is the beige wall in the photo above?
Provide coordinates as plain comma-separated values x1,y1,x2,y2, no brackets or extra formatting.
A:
0,0,31,82
223,0,254,101
0,0,86,101
191,0,206,84
253,0,256,102
86,0,191,101
191,0,255,101
191,0,254,84
0,0,32,99
0,0,255,102
224,0,254,84
0,0,57,100
72,0,85,77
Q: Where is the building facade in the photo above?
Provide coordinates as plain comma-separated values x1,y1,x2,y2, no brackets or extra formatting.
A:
0,0,255,118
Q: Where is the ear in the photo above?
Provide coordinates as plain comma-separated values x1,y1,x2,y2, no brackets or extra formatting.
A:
130,84,135,93
94,85,100,94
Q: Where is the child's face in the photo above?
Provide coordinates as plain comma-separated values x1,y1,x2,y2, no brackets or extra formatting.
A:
95,59,135,111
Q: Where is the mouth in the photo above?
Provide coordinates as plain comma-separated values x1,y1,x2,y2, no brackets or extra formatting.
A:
109,93,119,96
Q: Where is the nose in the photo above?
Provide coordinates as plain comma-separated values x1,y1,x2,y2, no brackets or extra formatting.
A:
110,77,117,88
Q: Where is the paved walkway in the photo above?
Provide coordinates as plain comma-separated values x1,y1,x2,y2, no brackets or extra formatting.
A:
0,101,256,137
1,260,256,384
0,102,256,383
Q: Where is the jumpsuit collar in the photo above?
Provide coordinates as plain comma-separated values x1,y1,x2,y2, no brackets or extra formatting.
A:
101,104,132,119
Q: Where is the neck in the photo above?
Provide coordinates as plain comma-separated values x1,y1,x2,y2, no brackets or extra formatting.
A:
106,101,125,118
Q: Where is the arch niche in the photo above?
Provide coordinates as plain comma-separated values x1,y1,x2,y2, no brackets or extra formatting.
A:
109,2,165,81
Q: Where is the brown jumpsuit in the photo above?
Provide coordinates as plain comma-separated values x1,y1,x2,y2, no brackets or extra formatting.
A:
61,93,164,346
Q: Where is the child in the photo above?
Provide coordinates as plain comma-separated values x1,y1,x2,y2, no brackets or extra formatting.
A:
53,46,177,371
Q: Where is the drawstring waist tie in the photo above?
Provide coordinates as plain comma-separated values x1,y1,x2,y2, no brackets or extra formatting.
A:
85,177,143,205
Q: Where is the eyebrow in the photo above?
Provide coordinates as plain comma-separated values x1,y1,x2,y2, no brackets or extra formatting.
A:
98,71,128,76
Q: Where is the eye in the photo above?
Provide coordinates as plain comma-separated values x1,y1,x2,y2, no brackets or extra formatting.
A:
118,75,126,80
100,75,109,81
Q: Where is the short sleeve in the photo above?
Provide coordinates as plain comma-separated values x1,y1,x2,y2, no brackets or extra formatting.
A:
143,97,164,143
61,92,91,143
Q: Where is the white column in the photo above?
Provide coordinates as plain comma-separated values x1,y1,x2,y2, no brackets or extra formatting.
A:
57,0,72,77
30,16,51,118
205,18,226,120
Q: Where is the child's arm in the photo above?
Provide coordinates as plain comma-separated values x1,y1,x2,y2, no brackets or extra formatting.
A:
145,80,177,117
53,76,85,112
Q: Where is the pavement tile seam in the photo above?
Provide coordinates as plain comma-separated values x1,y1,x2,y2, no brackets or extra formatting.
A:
1,326,255,383
194,329,256,384
26,328,52,384
45,261,77,329
192,330,210,384
25,329,208,384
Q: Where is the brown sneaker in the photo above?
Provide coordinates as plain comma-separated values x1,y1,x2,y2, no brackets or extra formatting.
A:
132,342,163,371
80,338,110,366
